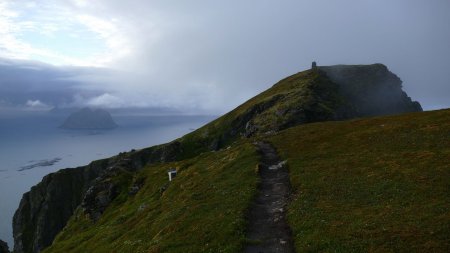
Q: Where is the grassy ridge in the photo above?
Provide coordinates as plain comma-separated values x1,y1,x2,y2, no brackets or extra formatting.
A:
16,64,426,253
270,109,450,252
176,69,342,158
44,142,259,253
44,108,450,252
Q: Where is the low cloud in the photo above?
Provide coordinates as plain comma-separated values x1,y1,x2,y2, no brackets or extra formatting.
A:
25,100,53,110
69,93,125,109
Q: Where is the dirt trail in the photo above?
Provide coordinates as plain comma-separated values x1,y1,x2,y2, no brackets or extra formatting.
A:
244,142,295,253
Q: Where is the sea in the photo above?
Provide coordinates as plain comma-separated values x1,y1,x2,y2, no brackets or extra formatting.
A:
0,110,216,247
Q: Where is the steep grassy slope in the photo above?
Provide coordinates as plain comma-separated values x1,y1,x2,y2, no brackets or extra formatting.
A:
16,68,350,253
270,109,450,252
44,109,450,252
174,68,345,159
13,64,424,253
44,142,259,253
177,64,421,159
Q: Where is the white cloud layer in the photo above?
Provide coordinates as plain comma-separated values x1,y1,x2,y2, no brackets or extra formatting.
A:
69,93,125,109
25,99,53,110
0,0,130,66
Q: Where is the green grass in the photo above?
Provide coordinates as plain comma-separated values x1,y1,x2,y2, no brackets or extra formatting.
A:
45,109,450,252
17,64,437,253
175,68,342,157
44,142,259,253
269,109,450,252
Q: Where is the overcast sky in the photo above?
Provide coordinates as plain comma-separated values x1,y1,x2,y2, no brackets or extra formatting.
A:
0,0,449,113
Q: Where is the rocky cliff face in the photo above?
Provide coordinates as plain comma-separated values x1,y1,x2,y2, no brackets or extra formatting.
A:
12,63,422,253
13,159,107,253
0,240,9,253
13,141,182,253
320,64,422,116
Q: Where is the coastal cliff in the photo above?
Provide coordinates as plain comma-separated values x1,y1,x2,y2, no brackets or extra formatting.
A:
12,142,182,253
12,64,422,253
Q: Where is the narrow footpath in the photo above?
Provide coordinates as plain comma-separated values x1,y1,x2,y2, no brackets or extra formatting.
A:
244,142,295,253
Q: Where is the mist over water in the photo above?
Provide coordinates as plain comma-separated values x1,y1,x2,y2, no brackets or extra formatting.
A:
0,111,215,247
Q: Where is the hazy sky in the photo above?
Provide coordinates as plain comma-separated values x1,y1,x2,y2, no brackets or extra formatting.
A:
0,0,449,113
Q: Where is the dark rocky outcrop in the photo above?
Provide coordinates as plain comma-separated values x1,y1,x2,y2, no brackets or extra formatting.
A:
81,178,119,221
12,63,422,253
320,64,422,116
60,108,117,129
13,159,108,253
0,240,9,253
81,157,135,221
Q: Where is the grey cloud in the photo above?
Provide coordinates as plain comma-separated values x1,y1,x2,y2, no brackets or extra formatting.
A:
2,0,450,112
97,0,450,111
0,58,112,109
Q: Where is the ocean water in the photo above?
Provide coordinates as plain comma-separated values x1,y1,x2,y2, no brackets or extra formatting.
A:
0,111,215,247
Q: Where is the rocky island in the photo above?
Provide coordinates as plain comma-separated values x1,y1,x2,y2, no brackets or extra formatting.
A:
60,108,117,129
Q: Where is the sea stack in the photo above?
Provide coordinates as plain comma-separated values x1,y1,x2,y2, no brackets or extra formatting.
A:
60,108,117,129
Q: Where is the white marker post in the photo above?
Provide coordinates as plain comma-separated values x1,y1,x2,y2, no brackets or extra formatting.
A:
168,168,177,181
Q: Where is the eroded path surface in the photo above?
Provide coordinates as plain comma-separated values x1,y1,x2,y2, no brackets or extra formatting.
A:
244,142,295,253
